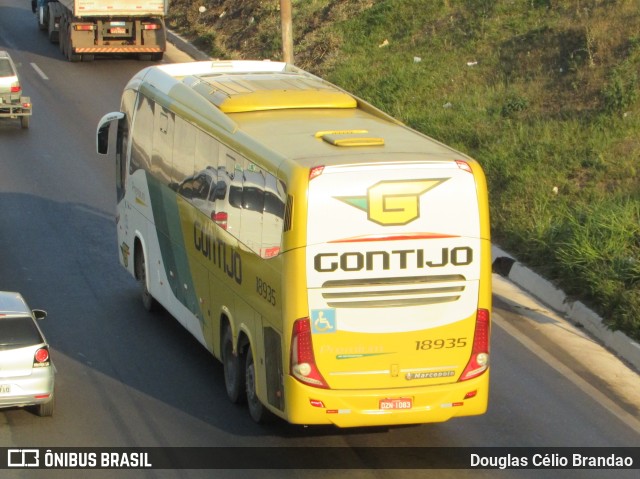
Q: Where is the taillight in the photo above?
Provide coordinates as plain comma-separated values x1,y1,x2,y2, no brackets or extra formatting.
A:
10,83,21,93
74,24,96,31
459,309,490,381
309,166,324,180
455,159,473,173
213,211,228,229
33,347,50,367
142,23,161,30
290,318,329,389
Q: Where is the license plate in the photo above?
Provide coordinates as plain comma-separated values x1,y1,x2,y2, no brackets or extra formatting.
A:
379,397,412,410
0,384,10,394
110,27,127,34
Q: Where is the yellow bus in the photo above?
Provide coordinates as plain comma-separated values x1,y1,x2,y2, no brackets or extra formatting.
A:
97,60,492,427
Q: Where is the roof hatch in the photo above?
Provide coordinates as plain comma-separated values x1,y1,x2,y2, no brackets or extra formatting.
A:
315,130,385,147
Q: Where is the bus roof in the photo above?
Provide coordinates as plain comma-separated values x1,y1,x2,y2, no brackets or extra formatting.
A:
131,61,471,169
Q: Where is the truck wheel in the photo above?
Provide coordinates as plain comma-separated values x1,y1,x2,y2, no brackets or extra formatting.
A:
222,327,245,404
59,19,66,53
65,29,81,62
20,116,30,129
67,50,81,62
37,8,46,30
47,13,58,43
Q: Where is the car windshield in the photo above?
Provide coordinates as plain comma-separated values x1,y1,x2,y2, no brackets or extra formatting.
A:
0,316,43,348
0,59,14,77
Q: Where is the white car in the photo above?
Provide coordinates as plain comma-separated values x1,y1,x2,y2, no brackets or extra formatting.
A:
0,51,32,129
0,292,54,416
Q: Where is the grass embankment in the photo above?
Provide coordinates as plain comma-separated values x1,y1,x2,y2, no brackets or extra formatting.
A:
167,0,640,341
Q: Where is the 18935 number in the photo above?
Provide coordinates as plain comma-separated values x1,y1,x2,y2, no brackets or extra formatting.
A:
415,337,467,350
256,277,276,306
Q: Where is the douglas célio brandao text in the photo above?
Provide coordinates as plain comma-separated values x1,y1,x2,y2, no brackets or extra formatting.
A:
470,452,634,469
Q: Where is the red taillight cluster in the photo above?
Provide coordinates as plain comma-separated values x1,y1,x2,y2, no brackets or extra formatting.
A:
33,347,50,367
459,309,490,381
142,23,161,30
10,84,21,93
309,165,324,180
290,318,329,389
74,24,96,31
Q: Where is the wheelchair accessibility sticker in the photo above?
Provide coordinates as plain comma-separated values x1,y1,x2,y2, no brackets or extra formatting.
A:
311,309,337,334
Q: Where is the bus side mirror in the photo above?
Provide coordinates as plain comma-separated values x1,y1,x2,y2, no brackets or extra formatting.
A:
97,124,110,154
96,112,125,155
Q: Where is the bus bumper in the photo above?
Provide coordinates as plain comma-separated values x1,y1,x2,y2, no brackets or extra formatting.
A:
282,372,489,428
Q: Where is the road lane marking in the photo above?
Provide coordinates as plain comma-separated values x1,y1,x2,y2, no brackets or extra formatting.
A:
31,63,49,80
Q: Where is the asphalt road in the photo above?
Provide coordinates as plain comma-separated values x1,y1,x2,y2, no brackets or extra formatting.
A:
0,1,639,478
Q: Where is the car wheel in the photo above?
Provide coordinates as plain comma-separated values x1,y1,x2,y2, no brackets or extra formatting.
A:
222,327,245,404
35,396,54,417
20,116,30,129
134,249,159,312
245,346,271,423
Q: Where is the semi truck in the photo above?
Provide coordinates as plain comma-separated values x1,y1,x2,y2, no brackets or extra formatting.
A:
33,0,167,62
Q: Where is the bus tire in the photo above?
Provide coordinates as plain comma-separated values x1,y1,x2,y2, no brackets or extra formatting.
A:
245,346,271,423
135,249,159,312
222,327,245,404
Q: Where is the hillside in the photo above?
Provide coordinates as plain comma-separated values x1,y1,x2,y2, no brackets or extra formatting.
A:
166,0,640,341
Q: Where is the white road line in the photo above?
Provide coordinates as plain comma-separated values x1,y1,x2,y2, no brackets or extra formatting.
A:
31,63,49,80
494,313,640,435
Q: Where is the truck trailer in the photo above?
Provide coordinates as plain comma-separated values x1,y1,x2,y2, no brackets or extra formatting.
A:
33,0,167,62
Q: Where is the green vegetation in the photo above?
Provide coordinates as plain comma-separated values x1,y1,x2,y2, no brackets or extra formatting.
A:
167,0,640,341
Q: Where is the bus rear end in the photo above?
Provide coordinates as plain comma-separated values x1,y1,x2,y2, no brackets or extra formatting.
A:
286,159,491,427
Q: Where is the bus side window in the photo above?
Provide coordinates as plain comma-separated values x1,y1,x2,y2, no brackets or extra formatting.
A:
214,149,241,235
261,173,286,258
130,95,154,175
116,90,136,202
171,117,196,191
238,163,266,254
115,116,128,202
152,107,174,185
238,161,286,259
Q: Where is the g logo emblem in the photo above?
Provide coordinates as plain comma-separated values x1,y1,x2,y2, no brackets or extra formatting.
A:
338,179,448,226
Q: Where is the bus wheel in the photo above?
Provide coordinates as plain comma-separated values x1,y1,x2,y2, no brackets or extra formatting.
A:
245,346,270,423
222,327,245,404
135,250,158,312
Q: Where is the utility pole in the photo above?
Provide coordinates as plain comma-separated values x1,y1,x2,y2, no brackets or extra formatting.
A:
280,0,294,64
